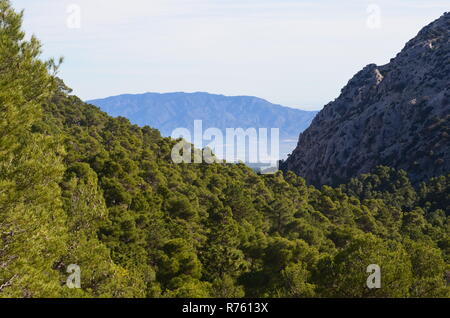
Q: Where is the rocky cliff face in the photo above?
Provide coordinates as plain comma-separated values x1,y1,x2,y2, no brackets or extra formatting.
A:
281,13,450,186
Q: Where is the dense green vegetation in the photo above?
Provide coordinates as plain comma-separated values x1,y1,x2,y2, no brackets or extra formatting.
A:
0,1,448,298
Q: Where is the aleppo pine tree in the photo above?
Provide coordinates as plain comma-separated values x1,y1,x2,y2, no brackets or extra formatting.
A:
0,0,67,297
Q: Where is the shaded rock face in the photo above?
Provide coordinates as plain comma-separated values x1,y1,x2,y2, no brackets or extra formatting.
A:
281,13,450,186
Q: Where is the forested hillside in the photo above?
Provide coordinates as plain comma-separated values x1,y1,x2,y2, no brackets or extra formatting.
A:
0,1,448,298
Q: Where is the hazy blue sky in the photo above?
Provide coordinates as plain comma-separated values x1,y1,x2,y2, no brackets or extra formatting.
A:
11,0,449,110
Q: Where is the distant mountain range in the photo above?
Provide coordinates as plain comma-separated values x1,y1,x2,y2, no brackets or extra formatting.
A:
87,92,318,160
281,12,450,186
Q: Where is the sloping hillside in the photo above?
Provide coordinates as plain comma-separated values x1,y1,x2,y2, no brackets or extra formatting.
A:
1,1,448,298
